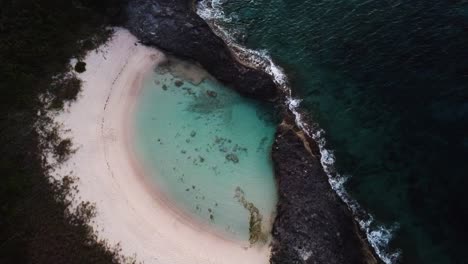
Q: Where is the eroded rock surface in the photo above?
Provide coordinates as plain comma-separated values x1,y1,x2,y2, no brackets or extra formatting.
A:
126,0,278,101
270,118,381,264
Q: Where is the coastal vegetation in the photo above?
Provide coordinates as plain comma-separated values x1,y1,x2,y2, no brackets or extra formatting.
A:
48,74,83,110
0,0,132,263
75,61,87,73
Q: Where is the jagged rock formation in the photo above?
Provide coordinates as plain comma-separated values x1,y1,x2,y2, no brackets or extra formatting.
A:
126,0,278,101
270,116,381,264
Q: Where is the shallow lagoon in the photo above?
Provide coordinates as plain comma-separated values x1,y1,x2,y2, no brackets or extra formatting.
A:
133,60,277,242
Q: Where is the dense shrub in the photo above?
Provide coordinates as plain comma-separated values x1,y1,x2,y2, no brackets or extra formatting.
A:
0,0,131,263
75,61,87,73
49,74,83,110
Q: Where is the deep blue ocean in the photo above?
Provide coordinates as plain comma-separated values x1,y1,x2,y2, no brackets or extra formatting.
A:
198,1,468,263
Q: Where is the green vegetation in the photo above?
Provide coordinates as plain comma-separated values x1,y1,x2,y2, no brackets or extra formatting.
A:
0,0,132,263
234,187,268,245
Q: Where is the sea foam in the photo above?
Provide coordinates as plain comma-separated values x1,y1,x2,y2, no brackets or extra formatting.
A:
196,1,400,263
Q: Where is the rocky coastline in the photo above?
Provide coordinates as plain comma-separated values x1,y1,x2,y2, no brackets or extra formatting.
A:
125,0,382,263
270,114,381,264
126,0,277,101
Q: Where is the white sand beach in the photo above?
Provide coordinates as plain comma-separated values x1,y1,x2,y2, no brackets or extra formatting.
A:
52,28,270,264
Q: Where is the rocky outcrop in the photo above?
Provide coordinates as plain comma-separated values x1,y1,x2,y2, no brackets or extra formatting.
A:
126,0,278,101
270,116,381,264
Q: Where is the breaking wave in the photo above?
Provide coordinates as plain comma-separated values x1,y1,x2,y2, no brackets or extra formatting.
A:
196,0,401,263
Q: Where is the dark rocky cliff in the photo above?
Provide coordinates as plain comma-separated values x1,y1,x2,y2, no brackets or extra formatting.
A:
126,0,277,101
270,116,381,264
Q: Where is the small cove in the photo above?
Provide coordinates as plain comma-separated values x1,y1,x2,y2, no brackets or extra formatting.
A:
132,59,278,242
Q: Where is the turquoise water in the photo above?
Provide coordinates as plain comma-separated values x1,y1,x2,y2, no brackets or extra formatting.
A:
132,62,277,241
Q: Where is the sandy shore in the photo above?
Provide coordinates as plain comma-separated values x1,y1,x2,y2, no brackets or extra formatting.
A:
53,28,270,264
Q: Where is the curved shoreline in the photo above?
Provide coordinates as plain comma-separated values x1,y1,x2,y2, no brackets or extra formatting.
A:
53,28,270,264
123,64,264,244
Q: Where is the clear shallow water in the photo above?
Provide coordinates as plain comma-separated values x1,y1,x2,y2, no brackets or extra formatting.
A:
197,0,468,263
133,62,277,241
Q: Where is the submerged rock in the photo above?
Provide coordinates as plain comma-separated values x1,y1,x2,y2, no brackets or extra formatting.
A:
234,187,268,245
225,153,239,163
206,90,217,98
174,80,184,87
126,0,278,101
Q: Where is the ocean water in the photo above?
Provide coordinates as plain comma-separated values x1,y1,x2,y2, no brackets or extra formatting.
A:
132,60,278,242
197,0,468,263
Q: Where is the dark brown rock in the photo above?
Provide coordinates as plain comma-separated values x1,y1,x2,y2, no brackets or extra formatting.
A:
270,118,381,264
126,0,278,101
